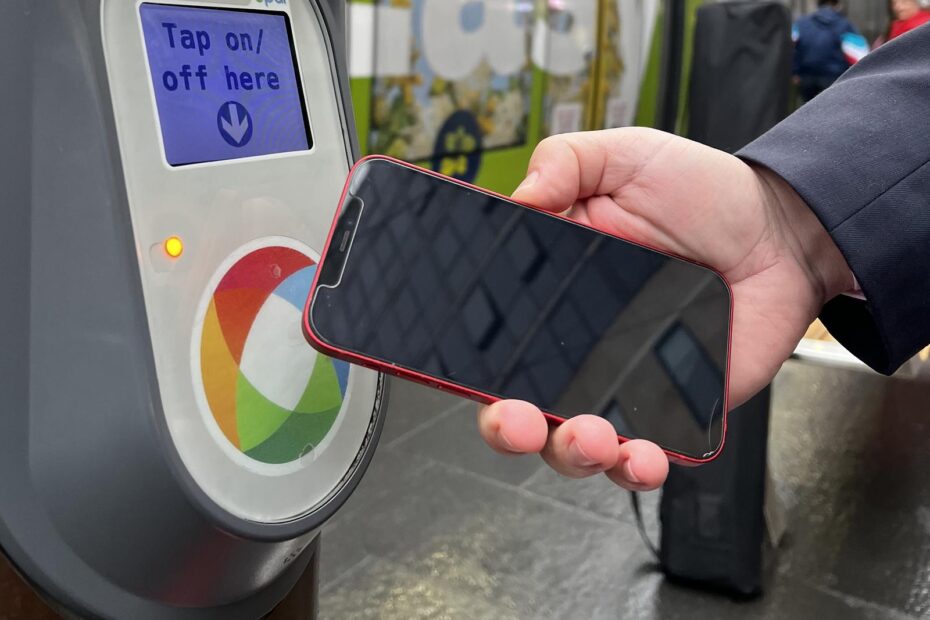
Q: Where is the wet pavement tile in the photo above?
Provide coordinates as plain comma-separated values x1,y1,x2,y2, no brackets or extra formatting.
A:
321,449,645,619
321,360,929,620
522,465,663,528
390,397,545,487
769,362,930,618
378,378,466,446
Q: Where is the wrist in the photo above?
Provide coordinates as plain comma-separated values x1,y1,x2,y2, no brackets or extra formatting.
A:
753,165,855,306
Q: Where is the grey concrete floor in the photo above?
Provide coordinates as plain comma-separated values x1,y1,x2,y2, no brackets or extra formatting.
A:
318,361,930,619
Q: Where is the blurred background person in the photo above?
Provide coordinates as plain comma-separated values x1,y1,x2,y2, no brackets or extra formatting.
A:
793,0,869,102
889,0,930,40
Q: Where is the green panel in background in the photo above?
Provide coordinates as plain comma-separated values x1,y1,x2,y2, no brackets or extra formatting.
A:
635,3,665,128
676,0,704,136
634,0,704,133
351,77,372,158
348,0,671,196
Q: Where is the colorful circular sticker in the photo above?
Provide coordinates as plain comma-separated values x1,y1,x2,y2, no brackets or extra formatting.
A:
198,244,350,465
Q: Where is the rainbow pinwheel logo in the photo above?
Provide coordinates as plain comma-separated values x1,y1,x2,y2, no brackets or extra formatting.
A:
198,244,348,465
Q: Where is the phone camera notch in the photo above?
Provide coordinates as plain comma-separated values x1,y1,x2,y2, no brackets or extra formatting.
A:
319,196,364,287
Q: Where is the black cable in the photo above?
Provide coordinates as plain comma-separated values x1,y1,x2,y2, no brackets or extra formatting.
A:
630,491,660,562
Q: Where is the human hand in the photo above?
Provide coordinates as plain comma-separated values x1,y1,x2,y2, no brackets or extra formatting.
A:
478,128,853,490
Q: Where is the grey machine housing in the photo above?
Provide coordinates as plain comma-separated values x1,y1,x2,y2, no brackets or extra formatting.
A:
0,1,386,618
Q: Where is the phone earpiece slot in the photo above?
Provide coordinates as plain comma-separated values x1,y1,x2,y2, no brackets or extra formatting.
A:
318,195,364,288
338,229,352,253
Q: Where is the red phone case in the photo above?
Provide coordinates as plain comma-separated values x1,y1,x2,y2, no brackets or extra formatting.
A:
304,155,733,466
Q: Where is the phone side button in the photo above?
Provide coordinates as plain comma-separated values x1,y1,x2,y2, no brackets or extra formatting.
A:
433,383,466,400
424,379,445,392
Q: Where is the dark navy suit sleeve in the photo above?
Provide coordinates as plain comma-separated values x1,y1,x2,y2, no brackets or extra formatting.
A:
739,25,930,374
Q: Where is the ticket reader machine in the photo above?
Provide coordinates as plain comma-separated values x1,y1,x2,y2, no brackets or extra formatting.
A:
0,1,385,618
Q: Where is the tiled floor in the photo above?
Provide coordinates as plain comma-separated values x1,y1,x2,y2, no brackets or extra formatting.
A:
318,361,930,619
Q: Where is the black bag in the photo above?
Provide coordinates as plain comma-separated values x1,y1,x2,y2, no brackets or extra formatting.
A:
658,389,772,596
686,1,793,153
644,2,792,597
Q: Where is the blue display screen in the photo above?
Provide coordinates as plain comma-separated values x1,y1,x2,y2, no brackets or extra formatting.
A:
140,4,312,166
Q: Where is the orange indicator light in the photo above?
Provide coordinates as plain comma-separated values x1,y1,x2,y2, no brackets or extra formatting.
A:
164,236,184,258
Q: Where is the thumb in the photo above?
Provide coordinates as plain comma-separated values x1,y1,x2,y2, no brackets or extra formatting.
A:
511,128,659,212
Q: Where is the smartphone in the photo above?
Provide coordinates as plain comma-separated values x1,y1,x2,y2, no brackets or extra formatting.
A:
304,156,732,463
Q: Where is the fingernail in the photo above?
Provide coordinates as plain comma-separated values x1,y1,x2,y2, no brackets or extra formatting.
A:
623,457,642,484
499,432,518,453
515,170,539,193
569,440,600,467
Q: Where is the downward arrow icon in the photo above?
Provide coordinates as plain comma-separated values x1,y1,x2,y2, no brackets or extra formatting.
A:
218,101,253,147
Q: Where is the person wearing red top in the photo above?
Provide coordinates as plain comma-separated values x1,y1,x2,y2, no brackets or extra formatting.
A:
889,0,930,40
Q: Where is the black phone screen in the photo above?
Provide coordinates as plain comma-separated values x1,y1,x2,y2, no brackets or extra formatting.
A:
310,159,731,459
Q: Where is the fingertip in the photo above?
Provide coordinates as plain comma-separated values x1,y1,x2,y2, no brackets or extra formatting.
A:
478,400,548,455
541,415,620,477
499,401,549,453
607,440,669,491
511,136,581,213
512,173,567,214
512,170,539,199
565,415,621,467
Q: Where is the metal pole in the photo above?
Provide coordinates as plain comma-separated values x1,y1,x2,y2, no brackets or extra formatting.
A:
657,0,687,133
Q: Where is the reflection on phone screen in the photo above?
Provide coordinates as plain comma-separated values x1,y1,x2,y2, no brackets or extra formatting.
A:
312,160,731,459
